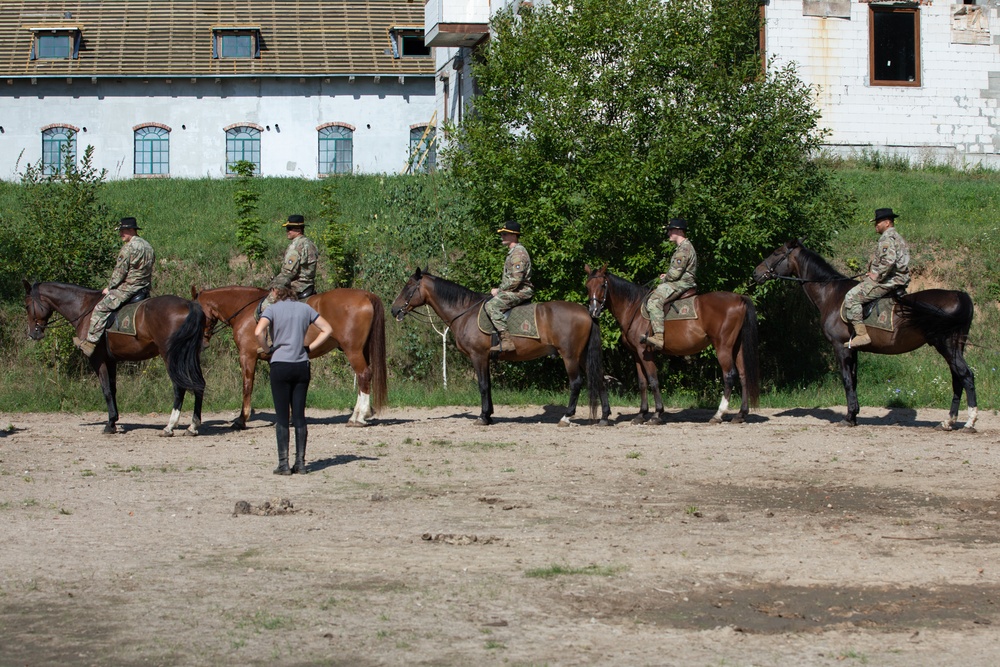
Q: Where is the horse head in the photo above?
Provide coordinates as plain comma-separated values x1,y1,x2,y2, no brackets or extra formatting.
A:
22,279,53,341
390,268,426,322
753,240,801,285
584,263,609,318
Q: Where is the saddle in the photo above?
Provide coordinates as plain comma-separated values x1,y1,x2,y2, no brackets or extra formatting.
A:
107,290,150,336
477,302,541,339
839,290,905,332
640,289,699,322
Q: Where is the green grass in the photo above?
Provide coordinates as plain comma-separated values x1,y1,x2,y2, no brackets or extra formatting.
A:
2,165,999,412
524,563,625,579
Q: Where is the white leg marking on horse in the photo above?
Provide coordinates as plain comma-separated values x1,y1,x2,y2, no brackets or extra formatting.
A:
187,414,202,436
939,414,957,430
163,408,181,435
965,407,978,430
356,392,371,424
711,397,729,422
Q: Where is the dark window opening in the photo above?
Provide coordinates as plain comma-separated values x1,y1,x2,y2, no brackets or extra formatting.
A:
870,7,920,86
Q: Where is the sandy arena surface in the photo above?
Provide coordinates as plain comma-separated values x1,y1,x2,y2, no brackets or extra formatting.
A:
1,403,999,666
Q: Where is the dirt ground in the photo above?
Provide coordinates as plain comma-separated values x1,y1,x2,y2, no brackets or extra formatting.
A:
2,402,1000,667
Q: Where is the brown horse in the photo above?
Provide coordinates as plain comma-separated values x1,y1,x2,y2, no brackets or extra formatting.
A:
753,239,977,430
192,285,387,429
23,280,205,435
390,268,611,426
585,265,760,424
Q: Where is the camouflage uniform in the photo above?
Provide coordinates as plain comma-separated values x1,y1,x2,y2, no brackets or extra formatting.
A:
264,234,319,308
647,237,697,335
485,242,534,333
86,235,155,343
843,226,910,324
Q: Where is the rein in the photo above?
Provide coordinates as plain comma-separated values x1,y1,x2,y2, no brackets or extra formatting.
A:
209,295,265,335
398,278,487,327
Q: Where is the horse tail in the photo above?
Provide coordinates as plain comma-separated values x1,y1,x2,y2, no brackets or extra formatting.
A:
895,291,974,347
585,318,606,421
166,301,207,394
365,291,389,414
739,296,761,410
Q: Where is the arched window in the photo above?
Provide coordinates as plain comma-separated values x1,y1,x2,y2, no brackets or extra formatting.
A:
41,126,76,176
226,126,261,174
134,126,169,176
318,125,353,175
408,126,436,174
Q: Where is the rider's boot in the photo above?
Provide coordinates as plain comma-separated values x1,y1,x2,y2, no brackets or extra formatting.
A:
73,337,97,358
642,332,664,350
490,330,515,353
845,323,871,349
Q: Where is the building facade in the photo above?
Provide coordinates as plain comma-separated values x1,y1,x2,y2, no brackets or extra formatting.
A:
764,0,1000,167
0,1,438,179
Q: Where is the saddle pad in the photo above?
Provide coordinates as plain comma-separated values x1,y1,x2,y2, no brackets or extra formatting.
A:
640,295,698,322
840,297,895,332
107,301,141,336
478,302,540,339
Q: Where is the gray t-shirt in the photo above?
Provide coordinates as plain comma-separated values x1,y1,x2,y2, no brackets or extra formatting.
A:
261,300,319,364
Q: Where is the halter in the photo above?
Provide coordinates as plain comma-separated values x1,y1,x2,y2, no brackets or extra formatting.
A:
206,295,263,337
397,275,487,327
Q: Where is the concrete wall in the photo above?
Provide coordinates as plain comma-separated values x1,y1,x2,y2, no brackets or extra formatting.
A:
0,76,436,179
766,1,1000,167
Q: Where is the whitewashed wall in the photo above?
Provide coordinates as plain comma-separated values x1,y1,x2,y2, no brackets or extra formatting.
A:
766,1,1000,167
0,77,436,179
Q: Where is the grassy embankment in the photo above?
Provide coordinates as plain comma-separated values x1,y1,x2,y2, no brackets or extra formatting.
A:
0,166,997,417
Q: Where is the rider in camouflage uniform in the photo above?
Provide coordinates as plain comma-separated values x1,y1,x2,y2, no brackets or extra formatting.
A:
486,220,534,353
843,207,910,349
644,218,697,351
74,217,154,357
262,214,319,310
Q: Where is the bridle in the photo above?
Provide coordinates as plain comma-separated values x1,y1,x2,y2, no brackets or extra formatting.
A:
205,295,263,338
757,245,796,282
397,275,487,327
588,277,609,317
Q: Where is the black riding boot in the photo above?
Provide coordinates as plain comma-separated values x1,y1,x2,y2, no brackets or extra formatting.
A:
273,423,291,475
292,426,308,474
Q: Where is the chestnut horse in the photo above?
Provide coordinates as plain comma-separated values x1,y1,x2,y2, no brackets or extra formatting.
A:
390,268,611,426
585,265,760,424
192,285,387,429
753,239,977,430
23,280,205,435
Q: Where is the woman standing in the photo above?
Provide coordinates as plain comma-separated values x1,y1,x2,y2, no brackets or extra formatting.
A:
255,286,334,474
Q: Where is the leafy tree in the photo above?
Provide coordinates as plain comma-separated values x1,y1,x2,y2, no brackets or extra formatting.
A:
447,0,852,303
317,178,352,288
230,160,268,269
0,144,118,294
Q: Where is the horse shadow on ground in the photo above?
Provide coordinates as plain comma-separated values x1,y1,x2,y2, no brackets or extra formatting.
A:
774,407,932,427
613,408,771,425
242,412,417,428
307,453,379,473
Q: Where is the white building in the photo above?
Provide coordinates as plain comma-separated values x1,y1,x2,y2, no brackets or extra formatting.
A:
424,0,1000,168
762,1,1000,167
0,0,438,179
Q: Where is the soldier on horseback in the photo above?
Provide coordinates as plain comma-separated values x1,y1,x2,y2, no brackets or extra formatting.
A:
74,217,154,357
843,207,910,349
262,214,319,310
644,217,697,351
486,220,534,353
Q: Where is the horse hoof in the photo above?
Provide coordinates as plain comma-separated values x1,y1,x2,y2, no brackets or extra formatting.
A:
475,417,492,426
631,416,646,425
103,426,118,435
597,419,612,427
934,424,955,432
836,419,856,428
346,420,367,428
159,430,174,438
182,429,199,437
962,427,978,434
708,417,723,425
731,415,745,425
647,417,663,426
558,419,571,428
230,421,246,431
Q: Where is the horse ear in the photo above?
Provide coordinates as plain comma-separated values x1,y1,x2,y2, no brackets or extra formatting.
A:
584,263,591,274
22,278,32,293
601,262,608,273
414,267,422,278
190,285,199,299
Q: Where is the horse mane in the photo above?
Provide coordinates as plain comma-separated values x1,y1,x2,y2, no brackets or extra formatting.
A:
607,272,651,301
424,272,489,308
796,244,851,282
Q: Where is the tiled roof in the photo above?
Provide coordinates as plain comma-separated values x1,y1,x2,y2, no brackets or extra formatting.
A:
0,0,434,78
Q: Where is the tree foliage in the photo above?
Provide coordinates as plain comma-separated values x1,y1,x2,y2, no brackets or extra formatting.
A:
230,160,268,269
447,0,853,302
0,145,118,295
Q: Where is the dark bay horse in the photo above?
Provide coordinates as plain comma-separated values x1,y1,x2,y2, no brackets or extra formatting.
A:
585,265,760,424
23,280,205,435
390,269,611,426
753,240,977,430
192,285,387,429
